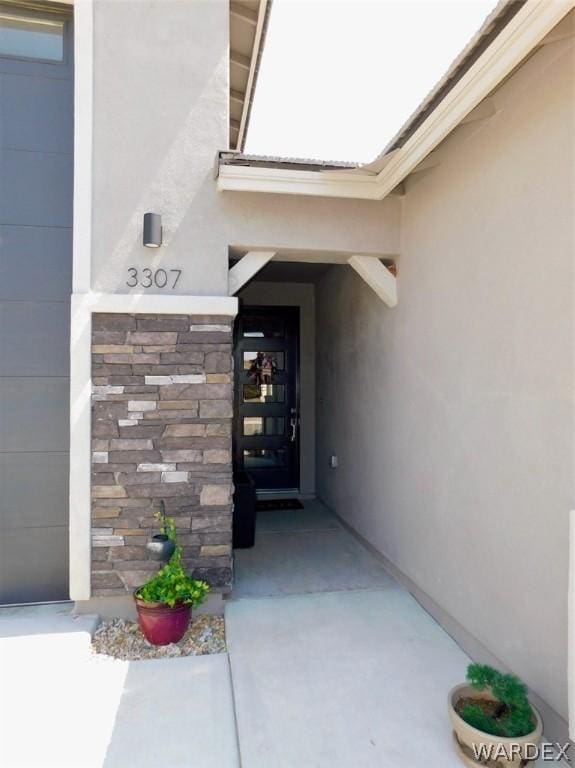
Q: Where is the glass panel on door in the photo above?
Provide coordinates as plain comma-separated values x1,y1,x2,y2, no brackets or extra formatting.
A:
243,416,285,436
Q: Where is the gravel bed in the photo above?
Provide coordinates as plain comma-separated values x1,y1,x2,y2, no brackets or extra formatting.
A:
91,615,226,661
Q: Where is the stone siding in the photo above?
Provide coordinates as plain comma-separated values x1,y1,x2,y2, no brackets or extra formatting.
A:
90,313,234,596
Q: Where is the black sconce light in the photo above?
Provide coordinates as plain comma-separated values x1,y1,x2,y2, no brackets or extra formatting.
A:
143,212,162,248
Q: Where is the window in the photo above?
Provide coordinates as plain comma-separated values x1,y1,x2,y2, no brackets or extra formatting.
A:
243,384,285,403
243,417,285,437
242,316,285,339
244,449,286,469
243,351,285,371
0,10,65,62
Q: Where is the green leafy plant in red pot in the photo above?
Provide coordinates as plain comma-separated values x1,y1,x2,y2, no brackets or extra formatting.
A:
134,515,209,645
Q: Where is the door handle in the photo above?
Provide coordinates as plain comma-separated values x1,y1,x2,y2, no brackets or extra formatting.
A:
290,409,298,442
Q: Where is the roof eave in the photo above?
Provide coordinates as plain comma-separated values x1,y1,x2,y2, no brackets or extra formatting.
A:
219,0,574,201
230,0,272,152
237,0,272,152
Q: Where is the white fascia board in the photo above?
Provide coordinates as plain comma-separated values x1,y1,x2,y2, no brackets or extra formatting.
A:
217,163,380,200
218,0,574,201
371,0,575,200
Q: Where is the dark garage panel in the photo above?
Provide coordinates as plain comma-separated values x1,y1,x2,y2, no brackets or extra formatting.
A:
0,225,72,301
0,6,73,603
0,302,70,376
0,452,68,529
0,72,73,153
0,377,70,453
0,526,69,605
0,149,73,227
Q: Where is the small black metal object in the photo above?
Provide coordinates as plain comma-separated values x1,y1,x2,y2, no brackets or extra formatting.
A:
146,534,175,561
143,212,162,248
146,501,175,561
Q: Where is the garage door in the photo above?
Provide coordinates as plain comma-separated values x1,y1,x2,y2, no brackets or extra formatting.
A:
0,4,73,603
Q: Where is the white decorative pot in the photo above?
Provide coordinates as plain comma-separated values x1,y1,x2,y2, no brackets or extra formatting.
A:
448,683,543,768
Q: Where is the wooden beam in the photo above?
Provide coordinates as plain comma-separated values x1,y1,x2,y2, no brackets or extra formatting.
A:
230,1,258,25
230,50,251,71
229,251,275,295
348,255,397,308
230,89,245,104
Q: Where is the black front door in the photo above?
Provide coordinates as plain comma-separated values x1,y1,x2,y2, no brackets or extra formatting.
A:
233,306,299,491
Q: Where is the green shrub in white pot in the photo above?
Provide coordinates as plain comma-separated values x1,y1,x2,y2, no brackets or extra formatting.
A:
448,664,543,767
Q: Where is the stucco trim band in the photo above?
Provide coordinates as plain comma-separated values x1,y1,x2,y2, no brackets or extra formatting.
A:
72,0,93,293
69,292,238,600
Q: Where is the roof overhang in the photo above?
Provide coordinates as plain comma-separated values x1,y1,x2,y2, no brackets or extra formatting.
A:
229,0,271,151
217,157,382,200
219,0,574,200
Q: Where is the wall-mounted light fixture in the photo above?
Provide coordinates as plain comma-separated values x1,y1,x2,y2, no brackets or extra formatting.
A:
143,212,162,248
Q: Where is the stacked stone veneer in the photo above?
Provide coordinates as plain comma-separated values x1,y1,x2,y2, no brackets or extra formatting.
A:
91,313,234,597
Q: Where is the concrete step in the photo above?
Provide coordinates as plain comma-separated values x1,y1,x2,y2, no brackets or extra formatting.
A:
0,602,99,643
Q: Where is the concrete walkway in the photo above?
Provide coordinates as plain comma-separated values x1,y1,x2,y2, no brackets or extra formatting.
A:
0,502,562,767
231,501,396,599
227,500,560,768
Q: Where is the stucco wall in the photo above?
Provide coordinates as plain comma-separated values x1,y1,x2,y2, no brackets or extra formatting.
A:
88,0,399,297
316,35,574,723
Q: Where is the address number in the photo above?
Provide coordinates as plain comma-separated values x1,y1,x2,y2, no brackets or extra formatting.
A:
126,267,182,289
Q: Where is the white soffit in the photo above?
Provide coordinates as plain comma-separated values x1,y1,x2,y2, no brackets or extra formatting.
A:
219,0,574,200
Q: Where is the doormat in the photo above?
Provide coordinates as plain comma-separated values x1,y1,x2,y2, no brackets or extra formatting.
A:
256,499,304,512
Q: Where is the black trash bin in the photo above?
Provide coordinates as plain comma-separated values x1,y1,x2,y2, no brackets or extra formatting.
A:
233,471,257,548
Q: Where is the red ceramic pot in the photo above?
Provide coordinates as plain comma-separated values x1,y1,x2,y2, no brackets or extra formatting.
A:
134,596,191,645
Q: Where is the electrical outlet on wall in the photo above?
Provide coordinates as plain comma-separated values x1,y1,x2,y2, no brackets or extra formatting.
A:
329,455,338,469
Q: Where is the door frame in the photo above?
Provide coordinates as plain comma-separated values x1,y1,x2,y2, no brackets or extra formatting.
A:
233,304,301,493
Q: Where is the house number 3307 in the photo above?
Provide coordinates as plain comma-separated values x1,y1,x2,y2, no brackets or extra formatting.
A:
126,267,182,289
